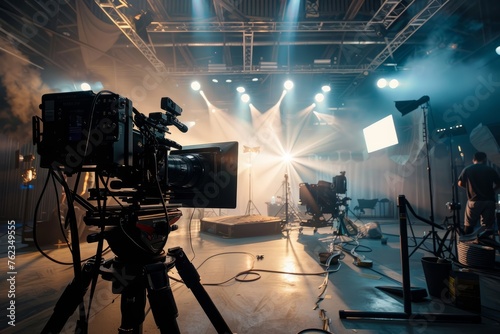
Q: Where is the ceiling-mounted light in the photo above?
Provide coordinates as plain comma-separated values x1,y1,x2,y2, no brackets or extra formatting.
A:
389,79,399,89
321,85,331,93
191,81,201,91
236,86,245,93
284,80,294,90
315,93,325,103
376,78,387,88
226,79,232,83
241,93,250,103
212,78,219,83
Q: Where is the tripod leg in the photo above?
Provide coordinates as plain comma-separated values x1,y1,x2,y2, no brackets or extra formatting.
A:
117,266,146,333
408,232,433,258
41,261,94,334
144,262,180,334
168,247,232,334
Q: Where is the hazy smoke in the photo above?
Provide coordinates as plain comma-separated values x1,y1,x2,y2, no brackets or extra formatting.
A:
0,39,49,142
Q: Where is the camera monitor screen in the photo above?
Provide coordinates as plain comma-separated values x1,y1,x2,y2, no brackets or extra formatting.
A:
363,114,398,153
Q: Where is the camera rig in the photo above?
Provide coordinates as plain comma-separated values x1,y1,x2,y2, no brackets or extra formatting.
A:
299,172,355,234
33,90,238,333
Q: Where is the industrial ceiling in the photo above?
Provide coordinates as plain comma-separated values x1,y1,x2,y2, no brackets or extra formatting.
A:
1,0,499,109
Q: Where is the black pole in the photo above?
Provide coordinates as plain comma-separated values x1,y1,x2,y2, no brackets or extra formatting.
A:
285,173,289,224
422,106,437,254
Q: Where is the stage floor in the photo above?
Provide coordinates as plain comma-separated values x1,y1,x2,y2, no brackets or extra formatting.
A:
1,214,499,334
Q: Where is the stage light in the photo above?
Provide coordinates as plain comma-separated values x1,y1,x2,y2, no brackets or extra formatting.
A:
496,46,500,56
212,78,219,83
389,79,399,89
226,79,232,83
284,80,294,90
283,152,294,163
314,93,325,103
363,115,399,153
80,82,91,90
190,81,201,91
236,86,245,93
376,78,387,88
241,93,250,103
252,77,259,82
321,85,331,93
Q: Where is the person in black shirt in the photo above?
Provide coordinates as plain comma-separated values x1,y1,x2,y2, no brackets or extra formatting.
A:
457,151,500,235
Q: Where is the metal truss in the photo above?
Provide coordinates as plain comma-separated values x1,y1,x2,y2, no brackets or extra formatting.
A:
342,0,450,97
95,0,168,75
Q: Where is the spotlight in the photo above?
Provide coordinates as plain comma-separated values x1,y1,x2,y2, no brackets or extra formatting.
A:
376,78,387,88
241,93,250,103
252,77,259,82
395,96,430,116
191,81,201,91
226,79,232,83
314,93,325,103
212,78,219,83
389,79,399,89
80,82,91,90
236,86,245,93
283,152,293,163
284,80,294,90
321,85,331,93
496,46,500,56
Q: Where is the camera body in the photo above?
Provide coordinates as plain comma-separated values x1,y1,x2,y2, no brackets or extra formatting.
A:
35,90,133,170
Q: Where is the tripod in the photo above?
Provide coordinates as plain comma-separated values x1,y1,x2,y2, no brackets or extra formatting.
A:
405,197,449,258
274,173,301,225
41,171,232,334
244,146,261,215
41,246,232,334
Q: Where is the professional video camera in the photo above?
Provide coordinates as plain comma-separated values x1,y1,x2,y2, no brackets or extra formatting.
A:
33,90,238,333
32,90,238,258
299,172,352,232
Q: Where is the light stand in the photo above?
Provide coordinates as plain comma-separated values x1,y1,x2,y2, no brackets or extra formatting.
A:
395,96,439,256
274,173,301,225
244,145,261,215
15,150,37,243
436,124,467,260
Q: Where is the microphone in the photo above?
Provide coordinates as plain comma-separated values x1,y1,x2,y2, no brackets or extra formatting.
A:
416,95,430,105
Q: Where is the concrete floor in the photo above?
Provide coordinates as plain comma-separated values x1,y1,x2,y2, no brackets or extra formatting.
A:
1,212,499,334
